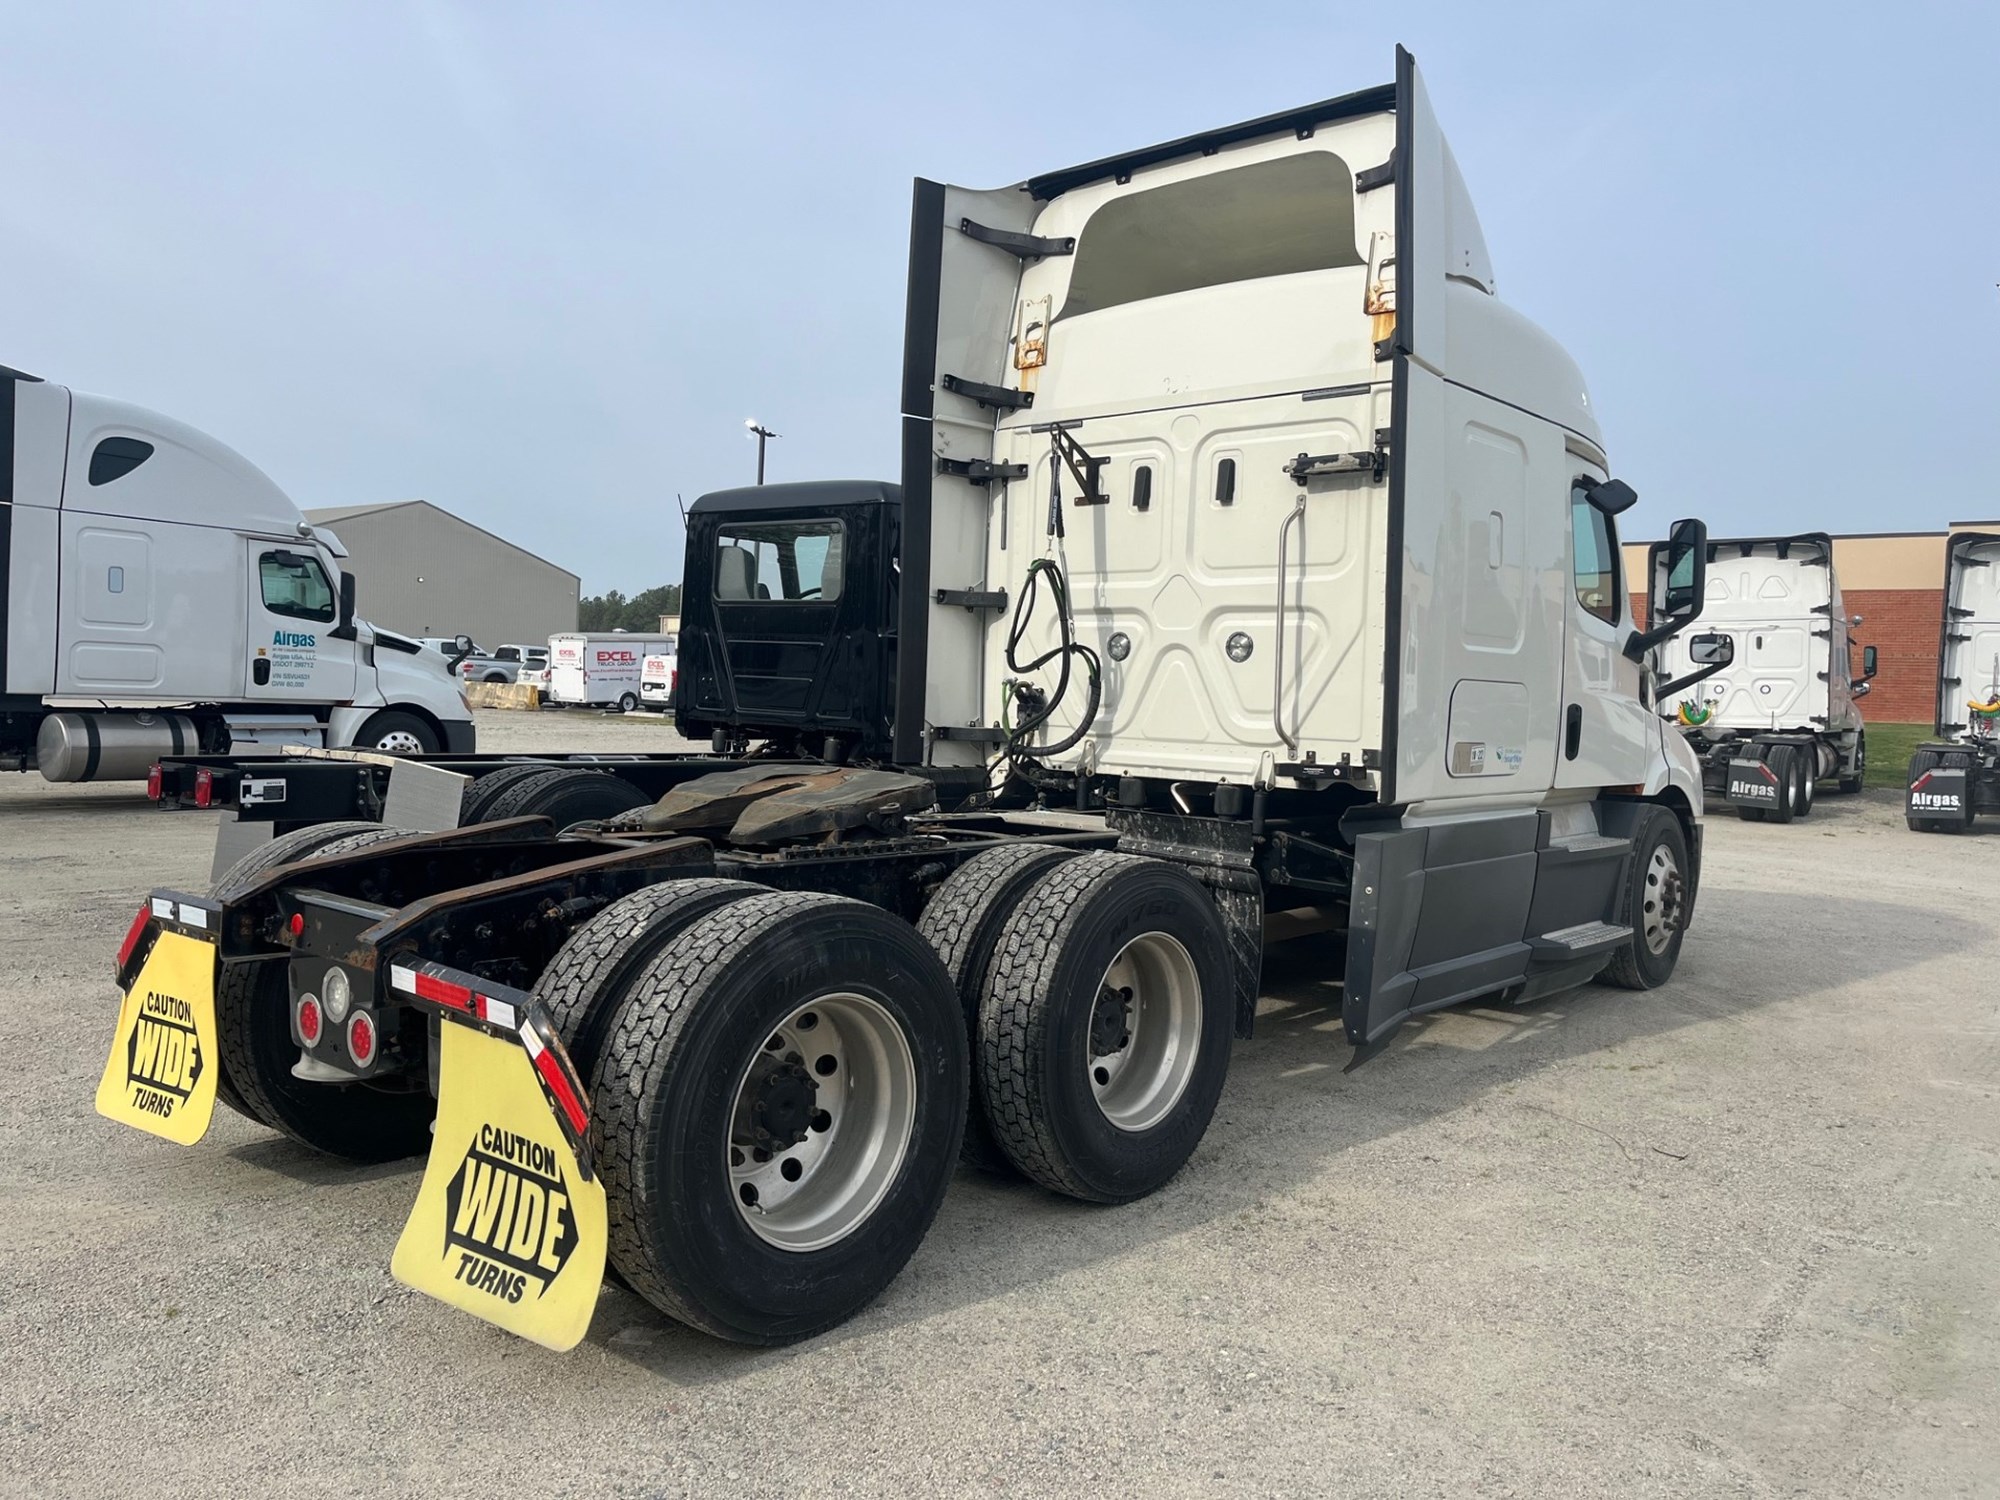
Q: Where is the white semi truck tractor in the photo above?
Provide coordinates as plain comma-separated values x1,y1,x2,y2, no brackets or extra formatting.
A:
1655,532,1877,822
97,49,1721,1352
1906,530,2000,832
0,366,475,782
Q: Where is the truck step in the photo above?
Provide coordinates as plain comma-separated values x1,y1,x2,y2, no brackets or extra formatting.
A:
1547,832,1626,854
1530,921,1632,958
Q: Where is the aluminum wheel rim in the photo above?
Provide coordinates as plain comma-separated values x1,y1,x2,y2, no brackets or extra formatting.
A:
374,730,425,754
1087,932,1202,1133
726,993,915,1252
1641,842,1685,956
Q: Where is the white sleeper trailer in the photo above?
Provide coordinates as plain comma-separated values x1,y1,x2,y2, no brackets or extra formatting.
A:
0,366,473,781
1906,531,2000,832
100,50,1726,1351
546,632,674,712
1655,533,1876,823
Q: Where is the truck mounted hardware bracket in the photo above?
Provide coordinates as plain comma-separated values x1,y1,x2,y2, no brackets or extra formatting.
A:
935,588,1009,612
1354,153,1396,192
1052,425,1110,510
941,374,1033,411
957,217,1076,259
938,457,1029,486
931,725,1008,745
1285,434,1389,486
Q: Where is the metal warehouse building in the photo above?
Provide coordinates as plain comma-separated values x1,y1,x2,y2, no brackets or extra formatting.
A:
1626,521,2000,724
303,500,580,652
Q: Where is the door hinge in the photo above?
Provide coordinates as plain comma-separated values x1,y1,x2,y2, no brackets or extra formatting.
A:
1285,430,1390,486
938,457,1028,486
941,374,1034,411
958,218,1075,259
934,587,1009,612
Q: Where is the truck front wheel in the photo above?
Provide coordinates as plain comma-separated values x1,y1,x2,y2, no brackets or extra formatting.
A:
353,710,440,756
592,891,965,1344
978,853,1234,1204
1598,807,1690,991
1838,731,1866,794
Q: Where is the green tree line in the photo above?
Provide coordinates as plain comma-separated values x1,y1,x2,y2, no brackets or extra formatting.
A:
578,584,682,633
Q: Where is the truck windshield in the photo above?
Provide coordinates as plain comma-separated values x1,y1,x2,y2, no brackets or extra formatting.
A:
1058,152,1363,321
715,521,844,603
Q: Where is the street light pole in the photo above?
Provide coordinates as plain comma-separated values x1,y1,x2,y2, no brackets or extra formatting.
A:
745,420,779,485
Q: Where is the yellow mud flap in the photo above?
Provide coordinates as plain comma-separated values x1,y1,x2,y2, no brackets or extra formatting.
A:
96,894,222,1146
389,963,606,1352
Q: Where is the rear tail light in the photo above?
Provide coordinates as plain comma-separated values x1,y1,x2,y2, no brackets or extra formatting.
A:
671,669,678,694
297,994,324,1046
117,904,152,970
192,768,215,808
346,1011,377,1067
145,764,163,801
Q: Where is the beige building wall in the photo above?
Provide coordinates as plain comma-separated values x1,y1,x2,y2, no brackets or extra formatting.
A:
304,501,580,650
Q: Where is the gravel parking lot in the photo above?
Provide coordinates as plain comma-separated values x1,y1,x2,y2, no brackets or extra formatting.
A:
3,710,1996,1497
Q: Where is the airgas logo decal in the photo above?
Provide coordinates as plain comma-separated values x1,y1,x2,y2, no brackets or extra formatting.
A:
1911,791,1962,811
442,1123,580,1304
273,629,317,648
125,990,204,1119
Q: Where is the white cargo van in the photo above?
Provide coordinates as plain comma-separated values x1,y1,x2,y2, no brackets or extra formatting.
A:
1,366,474,780
546,631,674,712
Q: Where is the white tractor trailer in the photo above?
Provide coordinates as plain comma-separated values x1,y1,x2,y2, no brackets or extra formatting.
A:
0,368,475,781
1906,530,2000,832
99,50,1724,1352
1655,533,1877,822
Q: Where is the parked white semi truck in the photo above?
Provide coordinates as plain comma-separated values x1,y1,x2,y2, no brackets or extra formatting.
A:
1656,533,1877,822
1906,530,2000,832
99,50,1721,1352
0,367,475,780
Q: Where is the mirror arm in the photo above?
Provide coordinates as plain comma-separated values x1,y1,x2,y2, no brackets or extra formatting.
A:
1658,658,1730,699
1623,615,1695,662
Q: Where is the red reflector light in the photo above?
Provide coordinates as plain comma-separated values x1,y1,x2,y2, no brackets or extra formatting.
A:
412,971,473,1012
117,904,152,970
297,995,323,1045
288,912,305,938
347,1011,376,1065
145,764,163,801
193,768,215,809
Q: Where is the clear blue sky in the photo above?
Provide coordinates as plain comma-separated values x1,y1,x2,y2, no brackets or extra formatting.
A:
4,2,1996,595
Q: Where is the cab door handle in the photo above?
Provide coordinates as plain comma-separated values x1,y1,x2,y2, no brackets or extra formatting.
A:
1564,703,1582,760
253,658,271,687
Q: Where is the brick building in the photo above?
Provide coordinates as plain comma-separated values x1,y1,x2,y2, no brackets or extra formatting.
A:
1623,522,1999,726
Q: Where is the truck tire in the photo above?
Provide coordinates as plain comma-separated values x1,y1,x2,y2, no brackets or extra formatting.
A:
352,710,440,756
1764,745,1798,825
459,762,558,824
592,891,965,1344
1838,731,1866,794
1796,747,1817,818
978,852,1234,1205
1598,806,1691,991
214,827,434,1159
915,843,1080,1174
478,766,652,830
532,878,763,1079
208,819,390,1121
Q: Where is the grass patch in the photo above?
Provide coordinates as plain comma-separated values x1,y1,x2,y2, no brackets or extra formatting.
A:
1862,722,1931,788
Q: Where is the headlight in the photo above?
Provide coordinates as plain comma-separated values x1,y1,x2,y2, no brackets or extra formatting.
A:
323,965,353,1024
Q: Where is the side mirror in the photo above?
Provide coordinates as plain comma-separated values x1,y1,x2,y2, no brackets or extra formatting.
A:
446,633,475,669
1581,477,1638,516
1862,644,1878,679
1688,632,1734,666
1624,516,1709,660
334,573,358,639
